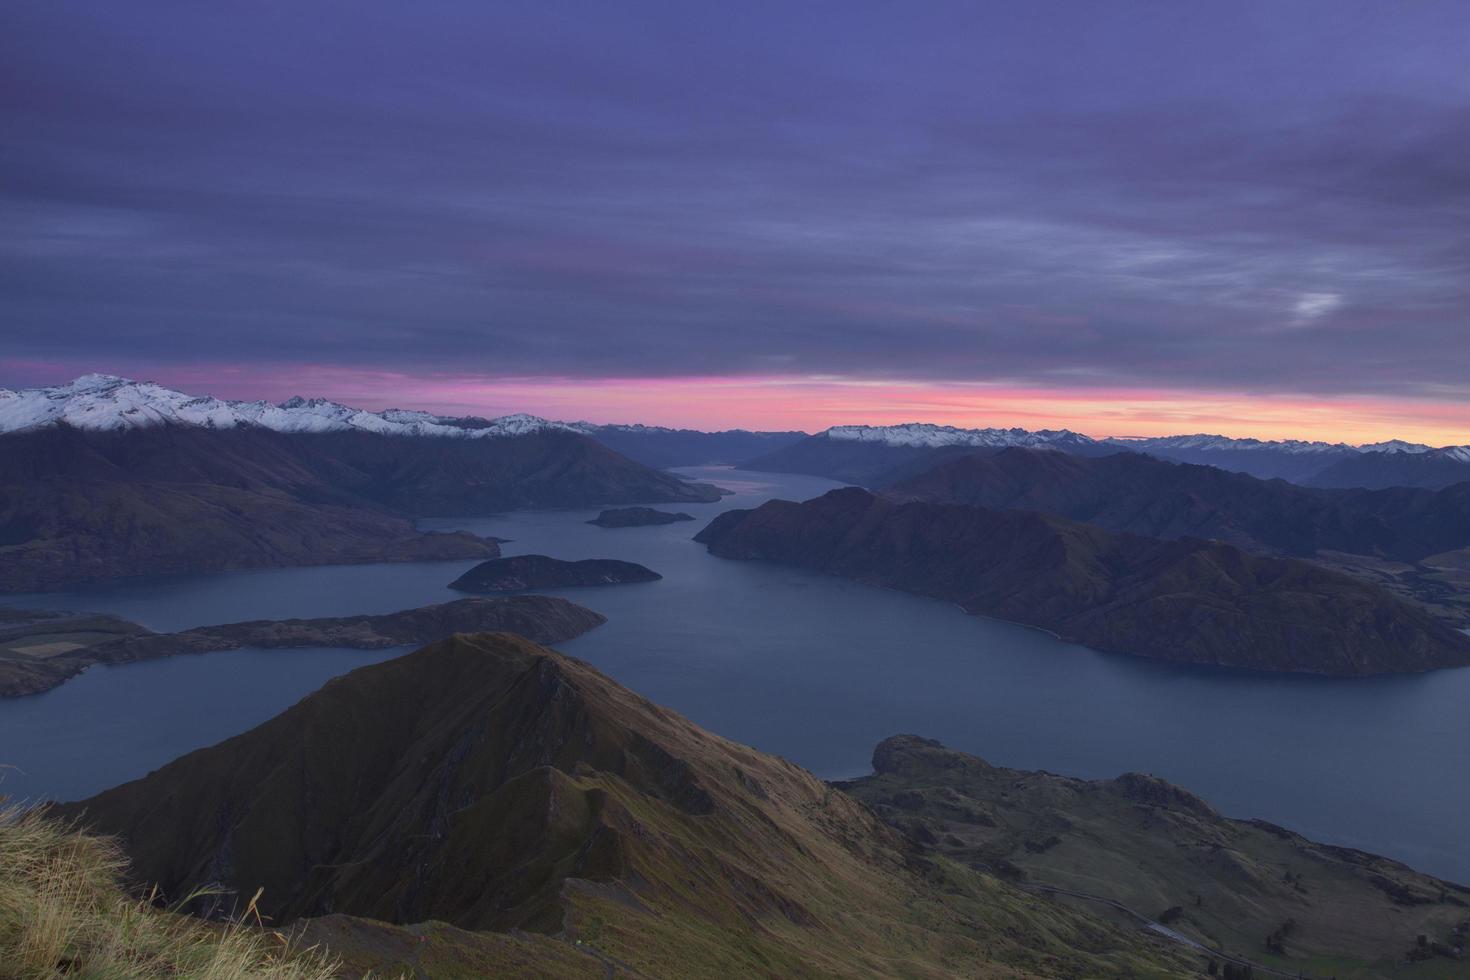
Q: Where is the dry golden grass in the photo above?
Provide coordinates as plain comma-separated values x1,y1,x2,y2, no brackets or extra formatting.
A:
0,804,342,979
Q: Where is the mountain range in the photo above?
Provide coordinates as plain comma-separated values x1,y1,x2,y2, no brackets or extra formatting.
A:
695,487,1470,675
890,447,1470,562
0,374,805,468
0,376,722,591
746,423,1470,490
887,448,1470,627
6,376,1467,488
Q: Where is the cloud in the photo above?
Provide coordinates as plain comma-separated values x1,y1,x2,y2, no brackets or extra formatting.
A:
1,2,1468,406
1292,292,1344,323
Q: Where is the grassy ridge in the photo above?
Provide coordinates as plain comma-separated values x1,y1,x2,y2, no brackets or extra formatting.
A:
0,805,338,979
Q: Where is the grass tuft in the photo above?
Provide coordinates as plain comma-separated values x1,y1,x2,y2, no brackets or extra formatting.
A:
0,803,342,979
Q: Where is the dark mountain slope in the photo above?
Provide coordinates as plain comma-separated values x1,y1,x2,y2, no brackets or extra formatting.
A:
580,425,806,468
743,428,1113,486
0,479,499,593
695,488,1470,675
742,435,984,485
63,633,1190,979
1307,448,1470,491
0,424,720,592
890,447,1470,562
1108,439,1358,482
283,428,722,514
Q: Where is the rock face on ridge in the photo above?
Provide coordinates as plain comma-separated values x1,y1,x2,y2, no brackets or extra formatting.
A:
840,734,1470,967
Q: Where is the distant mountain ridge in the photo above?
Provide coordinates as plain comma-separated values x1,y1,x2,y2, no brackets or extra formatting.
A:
6,376,1466,487
744,424,1116,486
0,375,807,468
745,422,1470,489
0,379,722,591
1108,433,1470,487
889,447,1470,563
0,374,589,440
563,421,806,468
695,487,1470,675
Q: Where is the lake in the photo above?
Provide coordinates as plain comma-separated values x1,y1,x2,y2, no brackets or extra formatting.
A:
3,466,1468,883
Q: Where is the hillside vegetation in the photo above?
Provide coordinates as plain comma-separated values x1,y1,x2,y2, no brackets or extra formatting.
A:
0,804,338,979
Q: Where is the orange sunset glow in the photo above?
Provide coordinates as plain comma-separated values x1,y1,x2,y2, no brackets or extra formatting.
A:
62,361,1468,447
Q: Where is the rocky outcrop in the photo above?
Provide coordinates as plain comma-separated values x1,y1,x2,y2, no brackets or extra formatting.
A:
448,555,661,592
840,735,1470,966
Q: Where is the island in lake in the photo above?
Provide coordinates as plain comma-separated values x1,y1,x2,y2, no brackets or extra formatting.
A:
587,506,695,527
448,554,662,593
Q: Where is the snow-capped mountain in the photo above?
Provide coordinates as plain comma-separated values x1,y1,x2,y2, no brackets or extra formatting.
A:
1106,433,1356,455
0,374,575,440
1104,432,1470,486
1106,433,1447,456
4,375,1464,487
1358,439,1435,454
821,422,1096,451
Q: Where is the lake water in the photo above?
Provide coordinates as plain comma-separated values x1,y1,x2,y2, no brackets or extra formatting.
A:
3,466,1468,883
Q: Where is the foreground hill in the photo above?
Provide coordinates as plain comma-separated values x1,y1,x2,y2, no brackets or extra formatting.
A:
0,377,720,591
0,595,605,697
840,735,1470,977
64,633,1193,978
695,488,1470,675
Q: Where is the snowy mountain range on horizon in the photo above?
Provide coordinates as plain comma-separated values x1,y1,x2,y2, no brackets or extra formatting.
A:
1,374,1466,463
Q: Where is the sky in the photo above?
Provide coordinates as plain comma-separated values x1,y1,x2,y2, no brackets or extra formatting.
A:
3,2,1468,442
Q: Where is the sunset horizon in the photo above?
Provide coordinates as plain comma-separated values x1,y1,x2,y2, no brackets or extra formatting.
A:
6,361,1468,446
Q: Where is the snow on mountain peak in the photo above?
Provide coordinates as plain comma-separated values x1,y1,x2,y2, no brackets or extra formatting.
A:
1106,433,1358,455
0,376,577,440
821,422,1095,450
1357,439,1433,454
